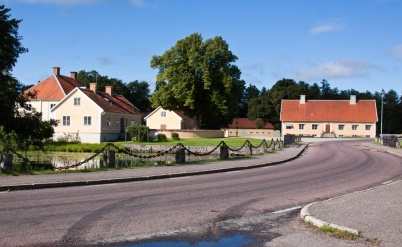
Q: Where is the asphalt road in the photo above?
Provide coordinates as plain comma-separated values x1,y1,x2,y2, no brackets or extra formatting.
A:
1,140,402,246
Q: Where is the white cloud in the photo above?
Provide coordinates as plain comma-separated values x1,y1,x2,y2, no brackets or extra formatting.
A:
309,23,343,35
390,44,402,60
294,59,373,81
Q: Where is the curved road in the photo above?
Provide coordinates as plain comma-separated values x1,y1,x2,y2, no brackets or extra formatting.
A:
1,140,402,246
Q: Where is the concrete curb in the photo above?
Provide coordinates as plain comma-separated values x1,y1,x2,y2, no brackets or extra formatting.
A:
361,143,402,158
0,144,309,191
300,202,360,236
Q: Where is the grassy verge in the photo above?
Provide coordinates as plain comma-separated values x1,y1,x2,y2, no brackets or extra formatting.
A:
124,137,271,147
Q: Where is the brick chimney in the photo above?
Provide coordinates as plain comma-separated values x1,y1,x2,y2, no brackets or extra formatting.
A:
53,67,60,75
90,83,97,92
105,86,112,95
70,71,77,80
300,95,306,104
350,95,356,105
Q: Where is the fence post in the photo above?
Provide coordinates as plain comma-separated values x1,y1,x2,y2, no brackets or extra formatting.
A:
271,139,276,151
220,145,229,160
262,140,268,153
103,149,116,168
245,143,252,156
3,153,13,171
175,147,186,164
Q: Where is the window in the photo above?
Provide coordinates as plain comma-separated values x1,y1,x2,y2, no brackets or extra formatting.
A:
107,116,112,127
365,125,372,130
50,104,56,109
63,116,70,126
338,125,345,130
299,124,305,130
116,119,120,128
74,97,80,106
285,124,293,129
352,125,358,130
161,111,166,117
312,124,318,130
84,116,92,126
131,118,135,125
26,103,32,110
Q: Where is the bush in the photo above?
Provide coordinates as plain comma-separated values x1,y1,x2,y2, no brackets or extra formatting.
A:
155,134,167,142
126,124,149,142
171,132,180,140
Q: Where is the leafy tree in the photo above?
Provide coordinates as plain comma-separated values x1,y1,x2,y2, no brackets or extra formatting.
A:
150,33,245,129
248,79,304,129
126,80,151,112
0,5,57,155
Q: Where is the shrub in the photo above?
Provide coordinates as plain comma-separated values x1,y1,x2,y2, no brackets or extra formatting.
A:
171,132,180,140
155,134,167,142
126,124,149,142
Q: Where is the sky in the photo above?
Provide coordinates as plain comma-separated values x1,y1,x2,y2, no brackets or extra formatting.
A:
3,0,402,95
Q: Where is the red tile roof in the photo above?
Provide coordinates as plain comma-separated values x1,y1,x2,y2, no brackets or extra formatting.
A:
24,74,83,100
79,88,141,115
228,118,274,129
280,99,378,122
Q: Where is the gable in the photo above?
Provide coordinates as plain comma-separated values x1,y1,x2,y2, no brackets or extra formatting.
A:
24,74,83,101
280,100,378,122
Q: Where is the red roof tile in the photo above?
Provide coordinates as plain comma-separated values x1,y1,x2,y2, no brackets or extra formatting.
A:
80,88,141,115
228,118,274,129
24,74,83,100
280,100,378,122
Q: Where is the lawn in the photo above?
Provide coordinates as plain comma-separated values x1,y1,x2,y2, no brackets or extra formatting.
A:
124,137,270,147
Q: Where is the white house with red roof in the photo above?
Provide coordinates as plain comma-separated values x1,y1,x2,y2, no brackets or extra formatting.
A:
225,118,279,137
51,83,142,143
280,95,378,138
24,67,83,121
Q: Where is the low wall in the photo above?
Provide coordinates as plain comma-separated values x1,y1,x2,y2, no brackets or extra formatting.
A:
152,129,225,139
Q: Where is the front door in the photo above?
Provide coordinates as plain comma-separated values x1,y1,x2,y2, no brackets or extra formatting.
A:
325,124,330,133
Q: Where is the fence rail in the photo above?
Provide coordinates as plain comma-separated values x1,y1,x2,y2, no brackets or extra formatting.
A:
1,135,301,171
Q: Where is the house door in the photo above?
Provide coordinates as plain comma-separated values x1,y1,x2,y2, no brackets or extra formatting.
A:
120,118,125,134
325,124,330,133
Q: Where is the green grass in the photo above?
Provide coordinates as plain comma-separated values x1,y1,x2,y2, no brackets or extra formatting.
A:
125,137,272,147
318,225,359,240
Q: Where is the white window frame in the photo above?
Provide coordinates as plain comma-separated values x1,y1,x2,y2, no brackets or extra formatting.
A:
63,116,70,126
352,125,358,130
106,116,112,127
338,125,345,130
365,125,371,131
50,103,56,109
312,124,318,130
161,111,166,117
74,97,81,106
299,124,305,130
84,116,92,126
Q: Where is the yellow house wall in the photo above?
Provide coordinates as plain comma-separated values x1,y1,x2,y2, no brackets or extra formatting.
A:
146,108,181,130
28,100,59,121
225,128,277,137
281,122,377,138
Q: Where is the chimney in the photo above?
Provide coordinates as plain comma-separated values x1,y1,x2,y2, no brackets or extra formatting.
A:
53,67,60,75
70,71,77,80
90,83,97,92
105,86,112,95
300,95,306,104
350,95,356,105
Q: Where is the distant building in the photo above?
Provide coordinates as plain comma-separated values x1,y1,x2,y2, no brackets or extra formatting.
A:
144,106,195,130
280,95,378,138
224,118,279,137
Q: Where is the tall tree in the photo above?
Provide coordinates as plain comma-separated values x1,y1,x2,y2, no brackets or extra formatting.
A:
0,5,56,152
126,80,151,112
0,5,28,131
150,33,245,129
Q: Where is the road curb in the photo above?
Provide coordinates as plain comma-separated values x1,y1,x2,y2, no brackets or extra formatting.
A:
300,202,360,236
361,143,402,158
0,144,308,191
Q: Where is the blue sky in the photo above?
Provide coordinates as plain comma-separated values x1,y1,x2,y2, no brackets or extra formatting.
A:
4,0,402,95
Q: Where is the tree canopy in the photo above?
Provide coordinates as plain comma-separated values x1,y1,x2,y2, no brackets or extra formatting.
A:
0,5,56,151
150,33,245,129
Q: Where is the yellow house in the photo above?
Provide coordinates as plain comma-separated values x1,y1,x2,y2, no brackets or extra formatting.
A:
280,95,378,138
224,118,280,137
24,67,83,121
52,83,141,143
144,106,195,130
